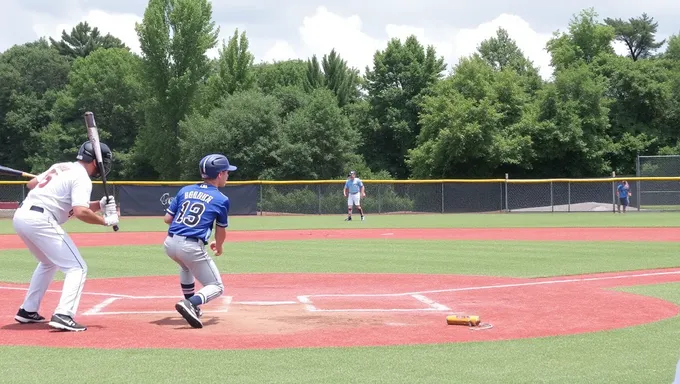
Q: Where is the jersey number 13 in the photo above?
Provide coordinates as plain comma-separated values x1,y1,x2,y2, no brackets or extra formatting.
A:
174,201,205,227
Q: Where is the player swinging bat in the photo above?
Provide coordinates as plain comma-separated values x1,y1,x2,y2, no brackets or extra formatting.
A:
84,111,119,232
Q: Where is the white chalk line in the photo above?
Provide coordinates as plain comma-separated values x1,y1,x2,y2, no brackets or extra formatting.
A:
301,270,680,298
83,296,233,316
0,286,177,299
411,294,451,311
82,297,119,315
2,269,679,314
296,294,452,312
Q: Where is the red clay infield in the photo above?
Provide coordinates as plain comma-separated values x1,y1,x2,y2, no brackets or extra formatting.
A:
0,227,679,350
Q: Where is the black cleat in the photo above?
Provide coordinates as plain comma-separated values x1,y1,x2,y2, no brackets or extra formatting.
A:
175,299,203,328
14,308,46,324
48,314,87,332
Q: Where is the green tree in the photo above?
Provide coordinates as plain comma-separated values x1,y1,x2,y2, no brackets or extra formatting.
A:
207,29,255,100
407,56,534,178
364,35,446,178
178,90,284,180
50,22,128,59
304,49,360,107
134,0,219,179
31,48,146,178
276,88,357,179
665,33,680,61
546,8,615,72
532,63,613,177
605,13,665,61
253,59,308,93
0,39,70,174
477,27,543,92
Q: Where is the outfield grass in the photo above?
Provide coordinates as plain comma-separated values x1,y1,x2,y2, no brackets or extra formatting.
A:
1,240,679,283
1,211,680,234
1,215,679,383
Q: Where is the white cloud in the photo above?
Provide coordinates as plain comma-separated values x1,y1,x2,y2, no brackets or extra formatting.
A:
32,10,143,54
293,7,555,79
298,6,382,71
261,40,298,63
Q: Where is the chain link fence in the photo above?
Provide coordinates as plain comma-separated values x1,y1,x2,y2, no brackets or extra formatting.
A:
637,155,680,211
2,178,680,217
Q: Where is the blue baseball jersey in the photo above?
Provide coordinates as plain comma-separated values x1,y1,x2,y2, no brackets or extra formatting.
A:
166,183,230,243
345,178,363,194
617,184,629,198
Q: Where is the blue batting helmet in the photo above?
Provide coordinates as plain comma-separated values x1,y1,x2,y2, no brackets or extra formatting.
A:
199,154,237,179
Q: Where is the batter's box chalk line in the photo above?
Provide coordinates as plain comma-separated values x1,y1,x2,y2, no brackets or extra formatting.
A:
82,296,233,316
296,294,451,312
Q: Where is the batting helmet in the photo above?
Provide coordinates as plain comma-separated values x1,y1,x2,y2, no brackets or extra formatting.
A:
76,141,113,178
199,154,237,179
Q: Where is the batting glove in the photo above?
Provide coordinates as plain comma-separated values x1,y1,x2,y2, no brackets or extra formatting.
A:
104,202,117,216
99,195,115,212
104,213,119,227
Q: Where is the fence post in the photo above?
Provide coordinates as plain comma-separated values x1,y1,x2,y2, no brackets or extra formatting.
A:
378,183,382,214
504,173,509,212
441,182,444,214
635,153,641,211
611,171,616,213
259,183,263,216
317,184,321,215
550,181,554,213
568,181,571,212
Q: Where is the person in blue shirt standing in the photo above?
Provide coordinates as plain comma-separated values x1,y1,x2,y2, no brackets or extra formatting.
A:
617,180,630,213
162,154,237,328
344,170,366,221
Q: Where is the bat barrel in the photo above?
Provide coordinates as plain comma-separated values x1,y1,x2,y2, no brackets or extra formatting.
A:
84,111,96,128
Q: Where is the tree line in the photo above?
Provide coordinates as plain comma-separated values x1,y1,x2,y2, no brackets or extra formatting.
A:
1,3,679,182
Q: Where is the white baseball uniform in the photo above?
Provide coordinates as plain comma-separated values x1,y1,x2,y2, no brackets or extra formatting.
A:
12,162,93,318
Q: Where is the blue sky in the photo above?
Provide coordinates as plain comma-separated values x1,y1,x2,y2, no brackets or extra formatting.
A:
2,1,679,80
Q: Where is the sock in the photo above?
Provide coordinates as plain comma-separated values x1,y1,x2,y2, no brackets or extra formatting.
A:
358,207,364,216
181,282,195,299
189,294,204,307
348,207,352,217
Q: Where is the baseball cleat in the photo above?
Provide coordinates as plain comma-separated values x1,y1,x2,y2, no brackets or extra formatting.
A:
175,299,203,328
48,314,87,332
14,308,47,324
361,216,365,221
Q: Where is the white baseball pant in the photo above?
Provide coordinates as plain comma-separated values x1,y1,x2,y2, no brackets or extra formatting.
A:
163,235,224,304
12,206,87,318
347,192,361,206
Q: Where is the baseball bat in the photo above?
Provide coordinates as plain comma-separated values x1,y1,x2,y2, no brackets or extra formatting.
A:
0,165,37,179
84,111,119,232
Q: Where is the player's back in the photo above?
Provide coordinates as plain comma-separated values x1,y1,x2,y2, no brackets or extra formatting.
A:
167,183,229,243
24,162,92,224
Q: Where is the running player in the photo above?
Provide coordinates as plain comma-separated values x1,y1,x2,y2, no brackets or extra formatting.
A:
162,154,236,329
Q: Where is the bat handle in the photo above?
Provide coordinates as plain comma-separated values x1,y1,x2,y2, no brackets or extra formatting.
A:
104,196,120,232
